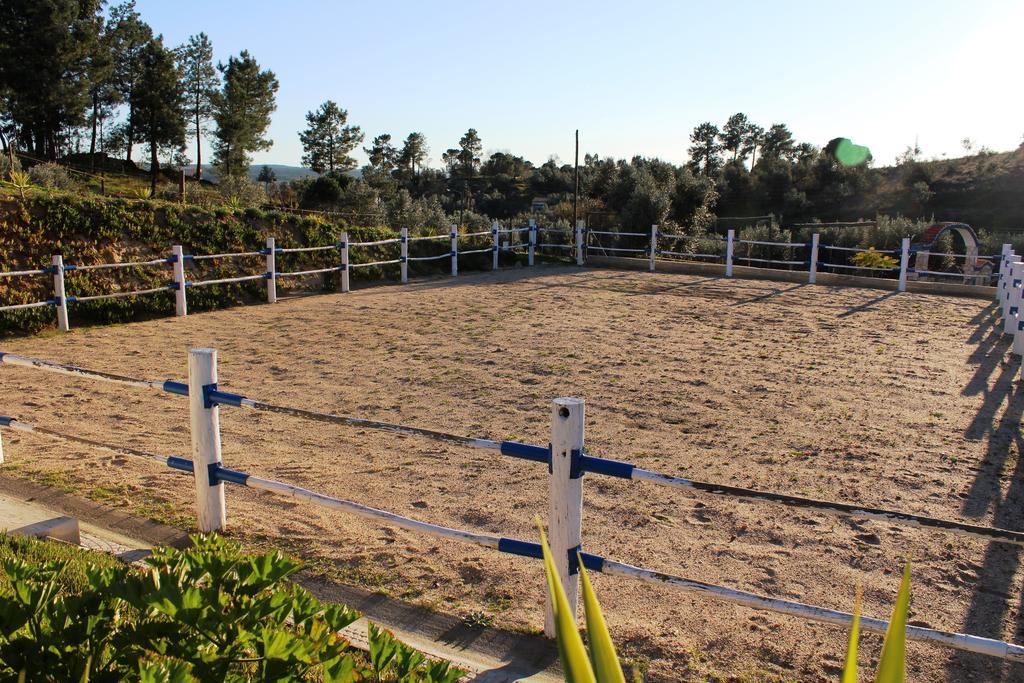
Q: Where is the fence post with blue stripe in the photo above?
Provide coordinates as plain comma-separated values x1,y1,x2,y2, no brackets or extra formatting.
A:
266,237,277,304
52,255,69,332
172,245,187,316
528,219,536,267
808,233,819,284
401,228,409,284
491,222,499,270
649,224,658,273
546,397,585,637
188,348,227,532
998,244,1012,305
450,224,458,277
897,238,910,292
726,229,735,277
1005,258,1023,337
341,231,350,293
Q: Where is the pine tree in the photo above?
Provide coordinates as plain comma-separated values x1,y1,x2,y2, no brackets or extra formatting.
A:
177,33,218,179
131,36,186,192
398,132,428,177
212,51,278,177
720,113,749,161
456,128,482,177
760,124,795,161
688,122,722,176
107,1,153,163
364,134,397,173
298,100,362,175
0,0,103,158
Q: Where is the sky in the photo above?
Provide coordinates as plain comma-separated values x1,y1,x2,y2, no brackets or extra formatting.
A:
133,0,1024,169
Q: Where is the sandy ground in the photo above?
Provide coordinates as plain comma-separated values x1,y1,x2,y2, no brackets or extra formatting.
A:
0,265,1020,682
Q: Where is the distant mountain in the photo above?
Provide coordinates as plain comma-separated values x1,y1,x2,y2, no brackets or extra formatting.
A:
190,164,318,183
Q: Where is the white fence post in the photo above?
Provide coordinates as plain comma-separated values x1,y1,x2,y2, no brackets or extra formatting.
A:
401,228,409,284
726,230,735,277
450,224,459,277
492,222,500,271
172,245,188,316
0,427,4,466
999,245,1013,310
265,237,277,304
649,224,658,273
1005,258,1022,336
808,233,820,284
528,219,536,267
575,220,585,266
340,232,350,293
187,348,226,533
51,255,69,332
897,238,910,292
546,397,585,637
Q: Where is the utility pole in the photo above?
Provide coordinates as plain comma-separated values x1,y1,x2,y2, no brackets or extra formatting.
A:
573,130,580,229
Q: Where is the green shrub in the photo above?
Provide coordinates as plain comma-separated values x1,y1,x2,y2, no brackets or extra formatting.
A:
0,533,464,682
27,162,76,191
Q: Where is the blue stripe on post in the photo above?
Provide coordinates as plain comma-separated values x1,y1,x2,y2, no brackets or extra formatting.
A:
208,464,250,486
206,387,245,408
499,441,549,464
579,454,635,479
162,380,189,396
0,416,14,427
496,538,605,575
496,537,543,560
166,456,194,473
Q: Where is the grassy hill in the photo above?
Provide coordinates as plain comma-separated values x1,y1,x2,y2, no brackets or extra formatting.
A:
855,147,1024,231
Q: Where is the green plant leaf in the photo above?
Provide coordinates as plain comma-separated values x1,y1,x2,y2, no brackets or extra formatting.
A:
368,623,399,675
841,588,862,683
876,560,911,683
535,517,596,683
576,552,625,683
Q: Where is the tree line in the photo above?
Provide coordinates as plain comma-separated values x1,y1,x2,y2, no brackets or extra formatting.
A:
0,0,278,192
1,1,1005,230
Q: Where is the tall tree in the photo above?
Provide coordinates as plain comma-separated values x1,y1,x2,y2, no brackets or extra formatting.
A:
720,113,749,161
0,0,102,157
131,36,186,192
398,132,428,177
688,122,722,176
176,33,218,179
107,1,153,163
455,128,482,177
743,123,764,168
760,123,795,161
364,134,397,173
298,100,362,174
212,50,278,177
85,11,117,168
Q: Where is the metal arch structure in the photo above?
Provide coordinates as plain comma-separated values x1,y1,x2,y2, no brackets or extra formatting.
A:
909,222,991,284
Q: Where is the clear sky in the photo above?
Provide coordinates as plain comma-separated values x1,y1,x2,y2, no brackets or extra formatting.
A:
134,0,1024,169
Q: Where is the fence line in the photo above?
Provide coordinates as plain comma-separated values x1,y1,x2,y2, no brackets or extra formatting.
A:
1,221,1004,332
3,349,1024,662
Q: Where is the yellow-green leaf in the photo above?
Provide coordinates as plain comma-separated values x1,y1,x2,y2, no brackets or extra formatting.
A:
535,517,595,683
577,552,625,683
841,588,862,683
876,560,911,683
